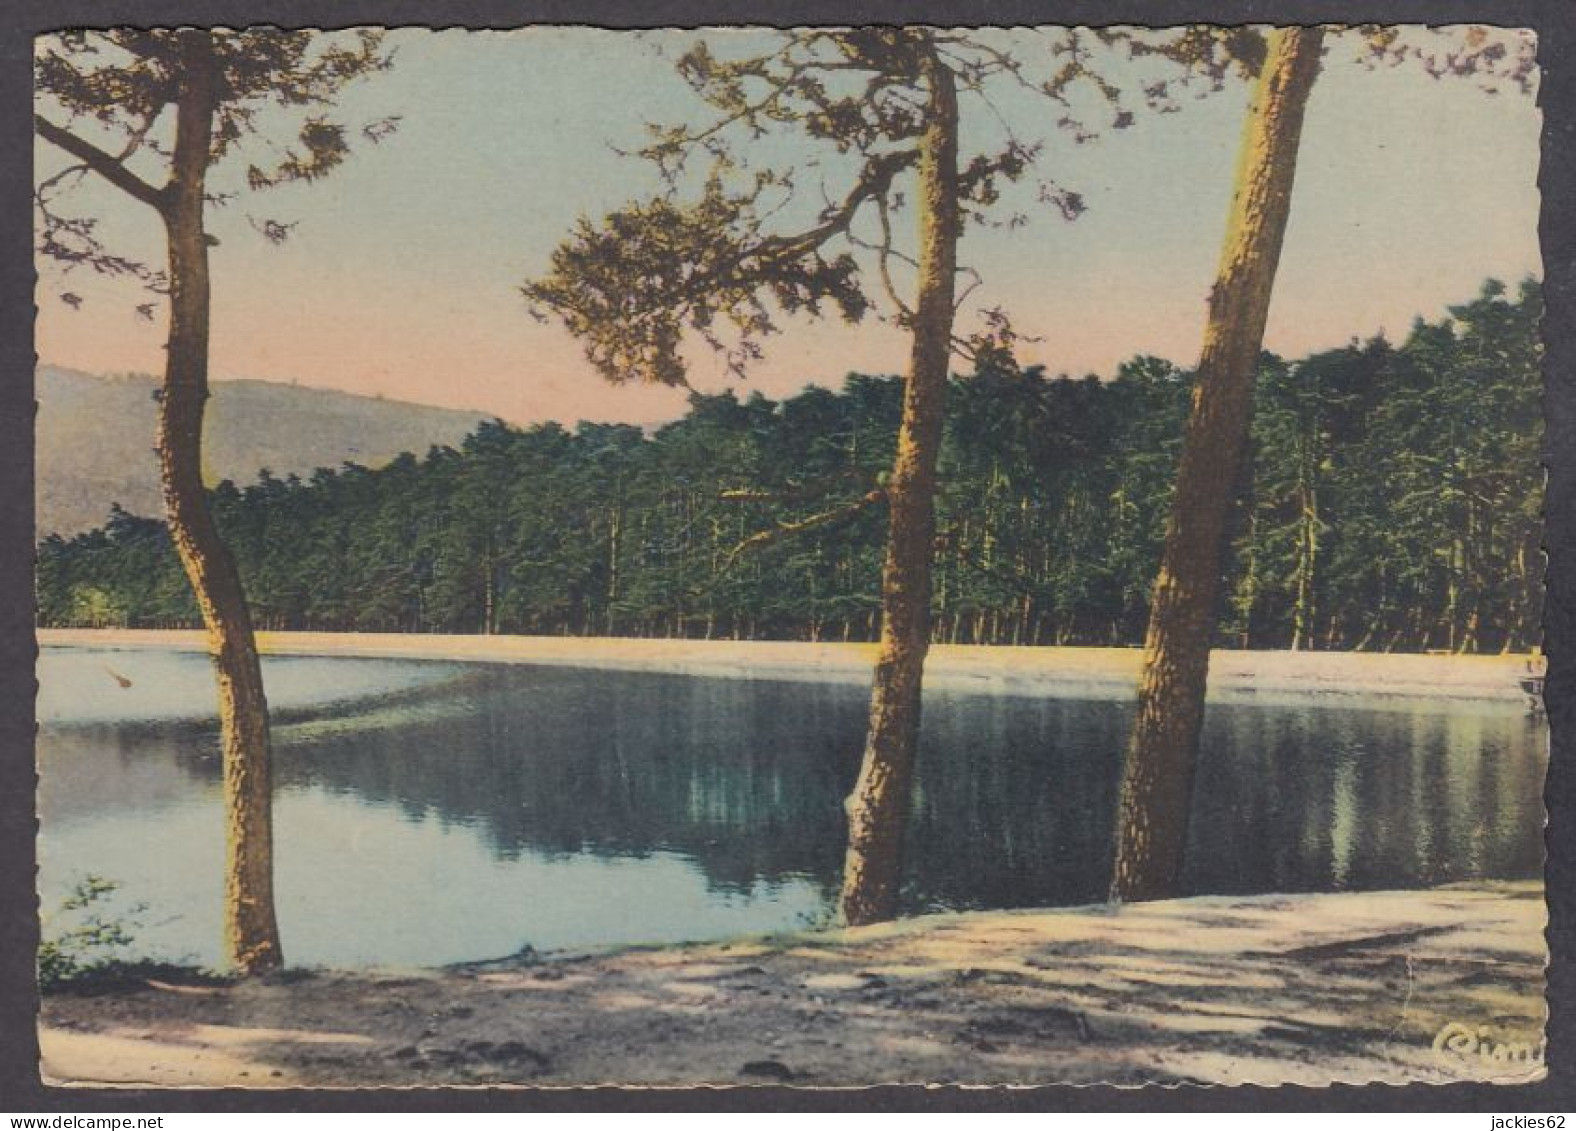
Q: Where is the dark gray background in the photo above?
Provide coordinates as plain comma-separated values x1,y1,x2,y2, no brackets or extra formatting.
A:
2,0,1570,1112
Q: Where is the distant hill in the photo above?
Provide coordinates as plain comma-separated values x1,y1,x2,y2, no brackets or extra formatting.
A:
37,365,491,538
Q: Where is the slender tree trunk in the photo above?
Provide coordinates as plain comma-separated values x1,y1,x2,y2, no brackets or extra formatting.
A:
839,46,958,927
1355,568,1386,651
606,500,622,635
1238,508,1260,648
482,541,497,635
1110,28,1323,903
1445,535,1463,651
1460,503,1482,653
157,31,283,972
1512,542,1530,651
1291,469,1320,650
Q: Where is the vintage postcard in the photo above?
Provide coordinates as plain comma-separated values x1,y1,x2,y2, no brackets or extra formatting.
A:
28,23,1550,1091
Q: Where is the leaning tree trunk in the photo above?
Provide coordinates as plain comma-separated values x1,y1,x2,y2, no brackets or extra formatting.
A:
838,49,959,927
157,32,283,972
1110,27,1324,903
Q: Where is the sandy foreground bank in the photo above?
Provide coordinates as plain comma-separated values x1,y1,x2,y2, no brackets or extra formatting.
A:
38,629,1545,703
40,882,1546,1089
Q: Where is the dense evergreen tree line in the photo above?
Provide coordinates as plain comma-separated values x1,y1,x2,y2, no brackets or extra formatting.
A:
38,279,1541,654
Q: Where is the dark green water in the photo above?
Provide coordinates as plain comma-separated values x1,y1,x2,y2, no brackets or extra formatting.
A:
38,647,1546,968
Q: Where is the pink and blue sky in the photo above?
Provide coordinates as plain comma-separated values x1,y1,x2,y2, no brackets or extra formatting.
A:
35,27,1542,427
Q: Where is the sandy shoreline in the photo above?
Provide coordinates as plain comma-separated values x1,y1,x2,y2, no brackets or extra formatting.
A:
38,628,1545,704
39,881,1547,1089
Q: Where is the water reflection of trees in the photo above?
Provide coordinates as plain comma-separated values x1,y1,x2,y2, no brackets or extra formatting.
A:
1184,703,1544,896
278,670,864,895
69,668,1547,911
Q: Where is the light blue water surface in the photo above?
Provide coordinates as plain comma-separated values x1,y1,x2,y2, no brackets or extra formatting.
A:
37,646,1547,969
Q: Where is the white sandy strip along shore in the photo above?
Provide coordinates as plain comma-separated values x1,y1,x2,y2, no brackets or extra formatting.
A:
38,628,1544,704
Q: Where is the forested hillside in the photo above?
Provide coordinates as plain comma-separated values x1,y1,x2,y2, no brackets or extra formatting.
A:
37,280,1541,654
36,366,489,537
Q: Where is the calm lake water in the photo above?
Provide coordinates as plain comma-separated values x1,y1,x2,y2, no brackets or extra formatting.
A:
38,646,1547,968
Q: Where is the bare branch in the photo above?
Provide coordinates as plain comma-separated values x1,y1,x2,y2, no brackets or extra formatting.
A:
718,489,784,503
755,147,919,262
645,53,817,170
34,114,168,212
35,161,165,289
720,487,886,573
874,194,915,323
113,108,165,164
952,268,984,313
